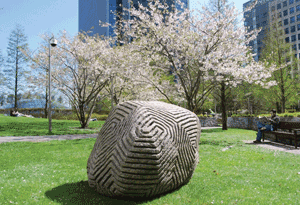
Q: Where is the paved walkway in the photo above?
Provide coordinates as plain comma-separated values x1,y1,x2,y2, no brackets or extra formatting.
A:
244,140,300,155
0,127,222,143
3,127,297,155
0,134,99,143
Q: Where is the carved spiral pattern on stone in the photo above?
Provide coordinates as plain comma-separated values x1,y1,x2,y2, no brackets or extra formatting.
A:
87,101,201,198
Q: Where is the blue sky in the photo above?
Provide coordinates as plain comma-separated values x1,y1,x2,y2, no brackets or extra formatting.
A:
0,0,245,57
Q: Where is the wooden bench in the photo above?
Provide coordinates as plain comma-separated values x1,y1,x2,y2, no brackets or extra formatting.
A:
262,121,300,149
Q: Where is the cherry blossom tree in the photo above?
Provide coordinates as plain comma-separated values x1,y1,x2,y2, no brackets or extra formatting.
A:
28,32,114,128
24,34,53,118
98,43,163,108
110,0,277,130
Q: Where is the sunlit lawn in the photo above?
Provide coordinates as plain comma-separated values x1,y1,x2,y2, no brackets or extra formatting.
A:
0,114,104,136
1,128,300,204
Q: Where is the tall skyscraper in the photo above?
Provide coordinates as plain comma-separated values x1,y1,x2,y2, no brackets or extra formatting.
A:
243,0,269,61
79,0,189,37
244,0,300,62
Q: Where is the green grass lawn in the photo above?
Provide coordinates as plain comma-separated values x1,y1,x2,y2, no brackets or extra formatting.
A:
1,128,300,204
0,114,105,136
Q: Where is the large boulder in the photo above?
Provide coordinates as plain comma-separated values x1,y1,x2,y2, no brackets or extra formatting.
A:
87,101,201,198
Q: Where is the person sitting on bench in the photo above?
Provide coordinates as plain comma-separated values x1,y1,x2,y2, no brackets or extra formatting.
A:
10,109,20,117
253,109,280,143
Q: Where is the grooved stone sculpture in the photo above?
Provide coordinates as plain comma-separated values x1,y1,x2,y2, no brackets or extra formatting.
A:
87,101,201,198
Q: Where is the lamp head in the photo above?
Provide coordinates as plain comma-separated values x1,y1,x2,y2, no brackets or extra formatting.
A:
50,38,57,47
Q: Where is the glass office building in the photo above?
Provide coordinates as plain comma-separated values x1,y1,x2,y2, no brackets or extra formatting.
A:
244,0,300,61
79,0,189,37
244,0,269,61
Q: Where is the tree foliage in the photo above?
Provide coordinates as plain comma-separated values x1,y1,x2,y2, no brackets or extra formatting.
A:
0,49,5,86
259,20,300,113
108,0,277,125
5,24,29,109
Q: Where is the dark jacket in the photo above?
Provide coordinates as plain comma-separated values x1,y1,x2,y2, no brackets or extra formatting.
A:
270,115,280,130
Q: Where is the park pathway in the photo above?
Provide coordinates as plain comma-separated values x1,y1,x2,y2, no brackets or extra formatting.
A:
2,127,299,155
0,133,98,143
0,127,221,143
243,140,300,155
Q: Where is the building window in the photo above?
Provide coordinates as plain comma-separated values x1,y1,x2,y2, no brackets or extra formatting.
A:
293,44,297,50
291,16,296,23
283,1,288,6
297,5,300,11
278,3,282,10
286,37,290,42
290,7,295,14
263,12,267,18
298,23,300,30
284,10,288,16
262,21,267,26
292,35,297,41
285,27,290,34
295,54,298,58
256,23,260,28
297,0,300,2
298,14,300,21
298,43,300,49
290,0,295,4
298,33,300,39
292,25,296,32
284,18,289,25
278,12,282,18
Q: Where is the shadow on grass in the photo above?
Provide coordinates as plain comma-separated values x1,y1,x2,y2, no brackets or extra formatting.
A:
45,180,162,205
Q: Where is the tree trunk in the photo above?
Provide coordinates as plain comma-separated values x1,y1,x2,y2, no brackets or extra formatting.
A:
221,81,227,130
14,58,18,109
276,102,281,113
79,104,86,128
281,94,286,113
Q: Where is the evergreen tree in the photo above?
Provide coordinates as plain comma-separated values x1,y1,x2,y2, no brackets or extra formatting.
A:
5,24,29,109
0,49,4,85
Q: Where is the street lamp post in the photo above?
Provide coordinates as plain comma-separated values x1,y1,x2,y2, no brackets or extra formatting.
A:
245,92,252,115
48,36,57,132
